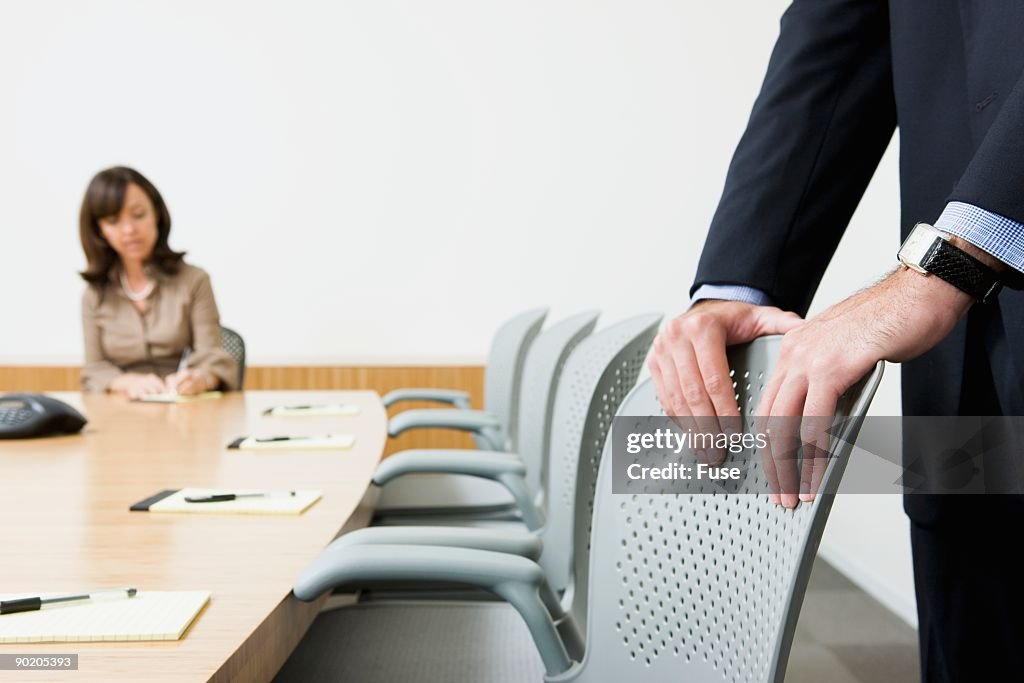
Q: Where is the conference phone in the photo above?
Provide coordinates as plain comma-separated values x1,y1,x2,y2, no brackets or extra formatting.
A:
0,393,87,439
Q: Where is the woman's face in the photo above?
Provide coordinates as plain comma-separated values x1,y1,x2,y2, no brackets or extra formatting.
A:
98,183,158,264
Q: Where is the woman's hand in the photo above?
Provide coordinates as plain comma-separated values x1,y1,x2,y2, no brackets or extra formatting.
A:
109,373,167,399
165,369,213,396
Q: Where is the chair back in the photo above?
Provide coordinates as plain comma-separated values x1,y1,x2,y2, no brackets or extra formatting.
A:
537,314,662,594
515,311,600,504
480,307,548,450
221,326,246,389
566,336,884,683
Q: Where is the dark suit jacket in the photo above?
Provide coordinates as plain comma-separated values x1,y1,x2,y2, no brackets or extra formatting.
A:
692,0,1024,424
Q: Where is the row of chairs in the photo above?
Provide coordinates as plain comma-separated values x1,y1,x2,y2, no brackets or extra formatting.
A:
374,307,558,518
272,309,883,682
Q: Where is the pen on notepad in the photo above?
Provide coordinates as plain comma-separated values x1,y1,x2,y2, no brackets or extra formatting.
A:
184,491,297,503
0,588,137,616
252,435,340,443
170,347,192,396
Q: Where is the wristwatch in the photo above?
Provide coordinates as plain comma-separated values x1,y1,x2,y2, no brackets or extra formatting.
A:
897,223,1003,304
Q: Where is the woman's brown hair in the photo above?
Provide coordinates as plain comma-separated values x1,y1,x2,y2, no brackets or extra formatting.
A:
79,166,185,284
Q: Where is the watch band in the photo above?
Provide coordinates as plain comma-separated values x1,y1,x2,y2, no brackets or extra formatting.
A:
920,236,1003,303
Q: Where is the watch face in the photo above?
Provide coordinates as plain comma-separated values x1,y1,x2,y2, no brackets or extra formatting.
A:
899,223,943,272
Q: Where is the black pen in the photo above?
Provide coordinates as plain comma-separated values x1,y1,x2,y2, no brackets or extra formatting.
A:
184,491,297,503
262,405,315,414
1,588,137,615
253,436,317,443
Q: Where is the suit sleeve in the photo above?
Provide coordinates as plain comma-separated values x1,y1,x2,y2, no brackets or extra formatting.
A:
947,66,1024,253
692,0,897,315
187,271,239,391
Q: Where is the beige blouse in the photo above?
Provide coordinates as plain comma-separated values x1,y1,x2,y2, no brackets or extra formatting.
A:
81,264,239,393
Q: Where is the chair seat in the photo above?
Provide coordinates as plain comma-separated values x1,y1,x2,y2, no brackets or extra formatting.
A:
274,601,546,683
374,472,518,512
372,472,525,525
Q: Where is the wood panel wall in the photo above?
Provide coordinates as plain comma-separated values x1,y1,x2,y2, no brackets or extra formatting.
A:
0,366,484,456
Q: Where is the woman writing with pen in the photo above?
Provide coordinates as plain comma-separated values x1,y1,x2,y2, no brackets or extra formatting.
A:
79,167,238,399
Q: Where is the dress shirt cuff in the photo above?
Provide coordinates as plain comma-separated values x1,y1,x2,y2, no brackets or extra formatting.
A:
935,201,1024,274
690,284,771,308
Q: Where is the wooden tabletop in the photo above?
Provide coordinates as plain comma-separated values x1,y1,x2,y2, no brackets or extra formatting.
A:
0,391,386,683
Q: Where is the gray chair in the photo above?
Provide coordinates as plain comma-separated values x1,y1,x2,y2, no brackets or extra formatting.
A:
565,339,882,683
374,310,600,522
274,337,883,683
220,325,245,389
383,307,548,451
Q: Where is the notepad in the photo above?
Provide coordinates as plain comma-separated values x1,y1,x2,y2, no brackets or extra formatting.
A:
263,403,361,417
228,434,355,450
0,591,210,643
135,488,322,515
135,391,223,404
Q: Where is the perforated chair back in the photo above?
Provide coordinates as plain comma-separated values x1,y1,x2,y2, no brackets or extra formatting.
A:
537,313,662,595
220,326,246,389
565,336,884,683
480,307,548,451
515,311,600,504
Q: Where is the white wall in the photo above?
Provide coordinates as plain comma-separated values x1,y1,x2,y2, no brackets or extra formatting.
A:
1,0,795,364
0,0,916,623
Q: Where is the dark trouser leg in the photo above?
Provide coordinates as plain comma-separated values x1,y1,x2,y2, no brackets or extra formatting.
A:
908,304,1024,682
910,497,1024,683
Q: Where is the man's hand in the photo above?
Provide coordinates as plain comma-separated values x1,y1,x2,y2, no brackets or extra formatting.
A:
649,300,804,461
756,267,973,507
109,373,167,400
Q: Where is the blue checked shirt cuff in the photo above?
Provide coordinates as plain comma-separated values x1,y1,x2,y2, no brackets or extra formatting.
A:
690,284,771,308
935,201,1024,274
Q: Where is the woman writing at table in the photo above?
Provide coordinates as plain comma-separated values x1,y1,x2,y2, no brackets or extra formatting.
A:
79,167,238,398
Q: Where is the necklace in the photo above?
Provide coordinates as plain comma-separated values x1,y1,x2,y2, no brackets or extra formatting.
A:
119,270,155,302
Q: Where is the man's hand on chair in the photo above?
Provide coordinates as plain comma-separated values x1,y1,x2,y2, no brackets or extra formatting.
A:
651,268,973,508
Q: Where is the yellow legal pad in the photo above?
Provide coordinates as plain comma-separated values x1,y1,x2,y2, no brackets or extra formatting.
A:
0,591,210,643
150,488,322,515
135,391,223,404
263,404,361,417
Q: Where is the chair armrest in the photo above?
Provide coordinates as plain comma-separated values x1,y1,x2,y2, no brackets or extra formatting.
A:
374,450,544,530
388,409,502,446
382,388,472,409
292,544,572,676
326,525,542,561
375,449,524,481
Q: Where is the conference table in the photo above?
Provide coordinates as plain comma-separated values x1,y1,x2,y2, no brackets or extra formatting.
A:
0,391,387,682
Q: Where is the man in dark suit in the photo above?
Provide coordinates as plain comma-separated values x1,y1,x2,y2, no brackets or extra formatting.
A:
649,2,1024,680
